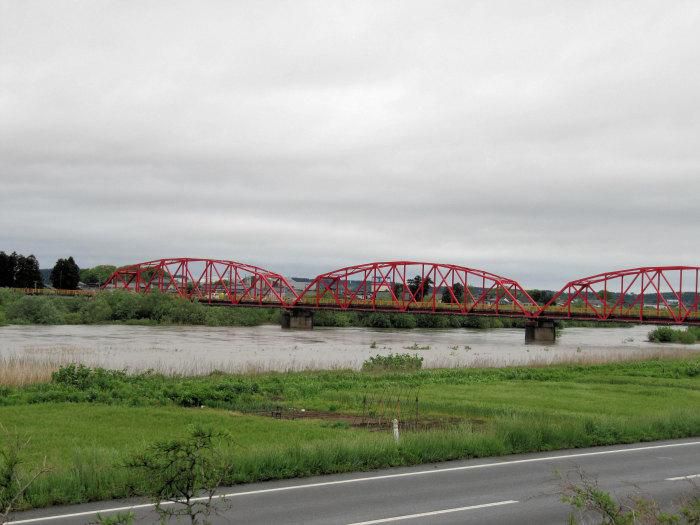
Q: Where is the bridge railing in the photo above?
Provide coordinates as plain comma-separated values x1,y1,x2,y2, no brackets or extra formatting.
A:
16,288,97,297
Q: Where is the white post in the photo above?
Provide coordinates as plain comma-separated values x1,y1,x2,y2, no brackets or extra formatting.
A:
392,418,400,443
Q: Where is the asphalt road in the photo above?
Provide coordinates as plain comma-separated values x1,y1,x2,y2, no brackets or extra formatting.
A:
9,438,700,525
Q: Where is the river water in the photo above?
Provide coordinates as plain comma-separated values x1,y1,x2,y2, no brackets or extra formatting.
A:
1,324,697,374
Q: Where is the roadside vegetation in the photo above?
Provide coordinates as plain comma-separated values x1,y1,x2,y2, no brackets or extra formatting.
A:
562,470,700,524
0,357,698,511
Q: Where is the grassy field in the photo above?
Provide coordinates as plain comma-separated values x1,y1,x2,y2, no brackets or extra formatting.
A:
1,357,699,510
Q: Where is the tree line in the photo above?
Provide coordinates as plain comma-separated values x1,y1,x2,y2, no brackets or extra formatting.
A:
391,275,556,306
0,252,115,290
0,252,44,288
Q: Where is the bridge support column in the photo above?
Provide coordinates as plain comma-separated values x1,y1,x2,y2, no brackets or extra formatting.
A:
525,320,556,343
281,309,314,330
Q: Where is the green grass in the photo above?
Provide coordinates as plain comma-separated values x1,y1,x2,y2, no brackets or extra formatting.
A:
361,353,424,371
1,357,699,510
3,403,365,507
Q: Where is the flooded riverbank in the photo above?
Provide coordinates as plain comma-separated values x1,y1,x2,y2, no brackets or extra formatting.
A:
1,324,698,374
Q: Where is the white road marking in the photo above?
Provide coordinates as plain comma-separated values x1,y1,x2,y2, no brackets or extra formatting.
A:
8,440,700,524
345,500,519,524
8,504,158,525
666,474,700,481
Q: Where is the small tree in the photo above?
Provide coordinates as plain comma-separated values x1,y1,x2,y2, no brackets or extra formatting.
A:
561,468,700,524
1,427,50,524
528,289,555,305
50,257,80,290
408,276,432,301
80,265,117,287
126,426,233,525
441,283,464,304
598,290,616,305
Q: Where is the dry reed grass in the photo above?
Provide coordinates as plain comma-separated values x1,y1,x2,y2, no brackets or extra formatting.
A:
131,357,357,377
1,346,697,386
0,356,65,386
427,347,700,369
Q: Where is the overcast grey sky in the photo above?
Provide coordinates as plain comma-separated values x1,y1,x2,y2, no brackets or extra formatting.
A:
1,1,698,288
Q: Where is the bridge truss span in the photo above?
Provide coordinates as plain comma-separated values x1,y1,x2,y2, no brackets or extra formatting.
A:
100,259,700,326
293,261,538,317
102,258,298,307
538,266,700,325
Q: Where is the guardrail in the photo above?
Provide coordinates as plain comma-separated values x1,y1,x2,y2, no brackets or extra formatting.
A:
16,288,97,297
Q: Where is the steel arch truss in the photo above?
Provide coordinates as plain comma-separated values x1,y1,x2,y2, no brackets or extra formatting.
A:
102,258,299,306
294,261,538,317
538,266,700,325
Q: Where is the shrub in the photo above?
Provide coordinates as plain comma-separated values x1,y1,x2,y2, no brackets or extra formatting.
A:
678,330,698,344
361,353,423,371
314,311,356,327
63,312,83,324
0,428,50,521
364,313,392,328
205,307,239,327
167,300,206,325
648,326,698,344
390,314,417,329
562,470,700,524
107,292,141,321
126,425,233,524
5,296,63,324
51,364,129,391
80,297,113,323
51,364,94,389
461,316,492,329
0,289,21,307
415,314,449,328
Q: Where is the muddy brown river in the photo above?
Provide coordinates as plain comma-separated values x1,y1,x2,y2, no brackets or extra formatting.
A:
1,324,697,374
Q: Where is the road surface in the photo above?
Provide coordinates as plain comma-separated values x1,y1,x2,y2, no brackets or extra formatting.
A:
8,438,700,524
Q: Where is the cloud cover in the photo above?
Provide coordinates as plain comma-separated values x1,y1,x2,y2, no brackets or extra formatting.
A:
1,0,699,288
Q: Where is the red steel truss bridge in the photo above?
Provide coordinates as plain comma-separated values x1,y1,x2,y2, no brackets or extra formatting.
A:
102,259,700,327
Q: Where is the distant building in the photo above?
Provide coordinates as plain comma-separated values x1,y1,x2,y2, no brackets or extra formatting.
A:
286,278,310,294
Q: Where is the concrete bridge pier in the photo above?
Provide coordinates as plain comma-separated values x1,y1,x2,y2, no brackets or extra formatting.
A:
525,319,557,343
281,309,314,330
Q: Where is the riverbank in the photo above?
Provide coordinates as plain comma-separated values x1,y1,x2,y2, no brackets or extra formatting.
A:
1,357,699,510
0,288,636,330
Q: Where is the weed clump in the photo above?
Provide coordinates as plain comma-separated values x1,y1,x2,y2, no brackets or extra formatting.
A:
361,353,423,372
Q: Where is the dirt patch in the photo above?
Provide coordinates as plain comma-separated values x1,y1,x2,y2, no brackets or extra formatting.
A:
259,407,485,431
